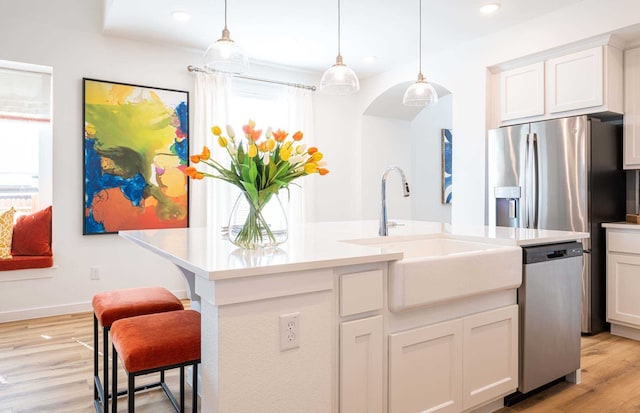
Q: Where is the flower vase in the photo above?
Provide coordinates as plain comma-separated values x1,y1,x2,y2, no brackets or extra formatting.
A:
227,191,288,249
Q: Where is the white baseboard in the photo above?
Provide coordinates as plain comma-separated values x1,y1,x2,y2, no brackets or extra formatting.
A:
0,289,188,323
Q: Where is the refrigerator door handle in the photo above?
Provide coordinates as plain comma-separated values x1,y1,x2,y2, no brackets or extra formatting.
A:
524,133,534,228
524,133,530,228
531,133,539,228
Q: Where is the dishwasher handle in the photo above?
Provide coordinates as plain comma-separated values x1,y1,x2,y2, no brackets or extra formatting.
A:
523,242,583,264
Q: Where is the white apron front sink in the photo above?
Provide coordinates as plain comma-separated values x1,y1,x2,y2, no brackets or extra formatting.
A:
346,235,522,312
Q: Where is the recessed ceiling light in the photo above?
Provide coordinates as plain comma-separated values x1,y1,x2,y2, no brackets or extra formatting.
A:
479,3,501,15
171,10,191,22
363,56,377,64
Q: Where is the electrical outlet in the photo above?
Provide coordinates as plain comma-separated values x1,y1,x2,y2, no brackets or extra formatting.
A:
279,312,300,351
90,266,100,280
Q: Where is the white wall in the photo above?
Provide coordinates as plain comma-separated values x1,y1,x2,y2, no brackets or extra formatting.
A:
410,94,452,223
0,0,354,321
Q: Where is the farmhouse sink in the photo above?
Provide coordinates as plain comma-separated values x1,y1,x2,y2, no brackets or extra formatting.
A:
346,235,522,312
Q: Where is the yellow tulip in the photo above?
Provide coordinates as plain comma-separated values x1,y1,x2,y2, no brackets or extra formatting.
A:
304,162,318,174
280,147,292,161
266,139,276,152
218,136,228,148
212,126,222,136
248,144,258,157
311,152,323,162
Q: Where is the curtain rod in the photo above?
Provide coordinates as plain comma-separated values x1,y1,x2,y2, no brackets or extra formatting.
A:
187,65,317,91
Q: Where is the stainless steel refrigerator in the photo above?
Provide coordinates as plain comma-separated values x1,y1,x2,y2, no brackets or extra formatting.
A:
486,115,625,334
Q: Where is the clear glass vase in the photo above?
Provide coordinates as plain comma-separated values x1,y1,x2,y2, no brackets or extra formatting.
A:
227,191,288,249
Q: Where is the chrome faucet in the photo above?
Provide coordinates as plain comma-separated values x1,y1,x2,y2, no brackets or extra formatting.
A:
379,166,410,236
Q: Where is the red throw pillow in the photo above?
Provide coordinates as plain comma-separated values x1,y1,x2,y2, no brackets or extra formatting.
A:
12,206,52,256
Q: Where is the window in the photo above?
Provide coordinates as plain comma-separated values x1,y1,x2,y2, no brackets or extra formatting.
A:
0,61,52,215
228,79,287,133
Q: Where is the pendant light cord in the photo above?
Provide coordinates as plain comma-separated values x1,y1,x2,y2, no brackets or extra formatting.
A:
418,0,422,74
337,0,342,56
224,0,229,31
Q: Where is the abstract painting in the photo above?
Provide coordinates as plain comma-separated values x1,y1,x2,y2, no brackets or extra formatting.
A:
441,128,452,204
83,78,189,234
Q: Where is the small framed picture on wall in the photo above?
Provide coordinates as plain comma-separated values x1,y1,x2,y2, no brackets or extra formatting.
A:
441,128,452,204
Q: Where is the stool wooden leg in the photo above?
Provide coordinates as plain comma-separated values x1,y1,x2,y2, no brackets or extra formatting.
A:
179,366,185,413
93,315,101,412
112,345,118,413
192,363,198,413
128,374,135,413
104,326,110,413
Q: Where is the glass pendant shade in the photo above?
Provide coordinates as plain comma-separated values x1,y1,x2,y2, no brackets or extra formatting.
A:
320,55,360,95
204,29,249,74
403,73,438,106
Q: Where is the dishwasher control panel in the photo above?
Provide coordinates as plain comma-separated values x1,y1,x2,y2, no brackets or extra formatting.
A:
522,242,583,264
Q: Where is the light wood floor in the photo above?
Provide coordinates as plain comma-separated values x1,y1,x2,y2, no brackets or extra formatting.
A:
2,313,640,413
0,311,199,413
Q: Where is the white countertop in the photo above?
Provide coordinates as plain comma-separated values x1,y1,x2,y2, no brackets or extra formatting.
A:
602,222,640,229
119,220,588,281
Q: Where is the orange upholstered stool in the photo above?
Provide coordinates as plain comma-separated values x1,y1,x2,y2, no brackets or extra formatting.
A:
111,310,201,413
92,287,184,413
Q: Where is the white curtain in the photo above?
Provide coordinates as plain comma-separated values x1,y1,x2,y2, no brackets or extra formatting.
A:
193,73,231,231
285,86,314,226
193,73,314,230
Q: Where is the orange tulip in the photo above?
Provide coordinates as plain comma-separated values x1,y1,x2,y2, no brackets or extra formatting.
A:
190,155,201,163
319,168,330,176
273,129,288,142
201,146,211,160
184,166,198,178
308,147,318,155
293,131,303,141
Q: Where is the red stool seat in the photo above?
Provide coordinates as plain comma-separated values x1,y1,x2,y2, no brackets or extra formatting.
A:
111,310,201,372
92,286,184,328
111,310,201,412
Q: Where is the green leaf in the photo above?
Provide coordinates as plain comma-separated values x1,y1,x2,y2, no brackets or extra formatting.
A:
242,182,259,205
249,162,258,183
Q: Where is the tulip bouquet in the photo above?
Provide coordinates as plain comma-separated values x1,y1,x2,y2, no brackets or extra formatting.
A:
185,119,328,248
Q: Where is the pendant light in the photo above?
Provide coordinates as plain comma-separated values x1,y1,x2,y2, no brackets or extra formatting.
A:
203,0,249,74
403,0,438,107
320,0,360,95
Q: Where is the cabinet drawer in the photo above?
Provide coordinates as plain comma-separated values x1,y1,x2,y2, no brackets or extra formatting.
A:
340,270,383,317
608,231,640,254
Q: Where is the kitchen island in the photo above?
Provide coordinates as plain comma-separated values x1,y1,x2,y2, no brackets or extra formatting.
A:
120,220,588,413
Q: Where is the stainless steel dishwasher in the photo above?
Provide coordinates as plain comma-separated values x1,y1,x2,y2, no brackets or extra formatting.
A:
518,242,583,394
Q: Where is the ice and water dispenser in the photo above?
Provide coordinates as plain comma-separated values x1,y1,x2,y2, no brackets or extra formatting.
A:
494,186,520,227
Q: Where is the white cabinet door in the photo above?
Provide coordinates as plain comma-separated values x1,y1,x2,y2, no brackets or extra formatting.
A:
340,316,383,413
389,319,463,413
607,253,640,326
546,46,603,113
499,62,545,121
624,48,640,169
462,305,518,410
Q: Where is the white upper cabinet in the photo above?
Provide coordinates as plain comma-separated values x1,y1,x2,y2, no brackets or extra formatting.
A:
624,48,640,169
494,42,623,126
500,62,545,121
546,46,603,113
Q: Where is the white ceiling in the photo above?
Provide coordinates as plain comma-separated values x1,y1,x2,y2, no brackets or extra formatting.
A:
102,0,586,78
